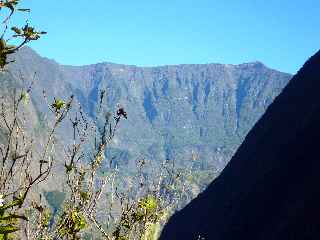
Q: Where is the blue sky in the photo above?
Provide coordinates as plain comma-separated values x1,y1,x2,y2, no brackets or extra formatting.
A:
13,0,320,73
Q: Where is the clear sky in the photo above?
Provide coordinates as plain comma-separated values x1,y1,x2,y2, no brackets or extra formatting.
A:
14,0,320,74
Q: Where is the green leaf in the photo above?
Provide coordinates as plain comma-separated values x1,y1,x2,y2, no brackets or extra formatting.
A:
0,214,28,221
11,27,21,34
0,225,19,234
21,91,29,104
139,195,157,212
52,99,65,111
17,8,30,12
0,39,7,51
80,191,89,201
0,195,24,211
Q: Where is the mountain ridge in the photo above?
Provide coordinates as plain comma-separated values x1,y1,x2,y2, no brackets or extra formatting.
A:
18,47,286,72
4,46,292,182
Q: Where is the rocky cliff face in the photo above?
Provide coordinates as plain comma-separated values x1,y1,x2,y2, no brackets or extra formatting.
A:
160,50,320,240
6,47,291,174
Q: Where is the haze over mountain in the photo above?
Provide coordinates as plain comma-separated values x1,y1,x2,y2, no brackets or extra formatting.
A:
4,47,291,179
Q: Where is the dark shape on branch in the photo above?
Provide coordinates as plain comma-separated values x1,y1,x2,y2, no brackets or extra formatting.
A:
117,106,127,119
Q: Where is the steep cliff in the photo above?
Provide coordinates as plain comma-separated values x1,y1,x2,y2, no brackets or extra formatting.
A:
160,50,320,240
6,47,291,174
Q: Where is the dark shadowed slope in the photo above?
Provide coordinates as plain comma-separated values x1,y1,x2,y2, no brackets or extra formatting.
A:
160,51,320,240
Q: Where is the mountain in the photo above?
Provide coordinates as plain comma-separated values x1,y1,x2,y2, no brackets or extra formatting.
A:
3,47,291,179
160,50,320,240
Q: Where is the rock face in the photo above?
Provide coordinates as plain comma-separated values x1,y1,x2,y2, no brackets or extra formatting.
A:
5,47,291,173
160,50,320,240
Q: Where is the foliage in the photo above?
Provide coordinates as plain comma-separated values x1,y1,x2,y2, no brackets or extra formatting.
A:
0,1,218,239
57,206,86,239
0,2,68,238
0,0,46,69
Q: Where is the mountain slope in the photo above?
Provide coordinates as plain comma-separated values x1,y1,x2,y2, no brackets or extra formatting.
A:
160,50,320,239
6,47,291,174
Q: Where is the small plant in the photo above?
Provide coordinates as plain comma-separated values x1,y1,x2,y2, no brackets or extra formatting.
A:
57,206,86,239
0,0,46,70
0,1,218,239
